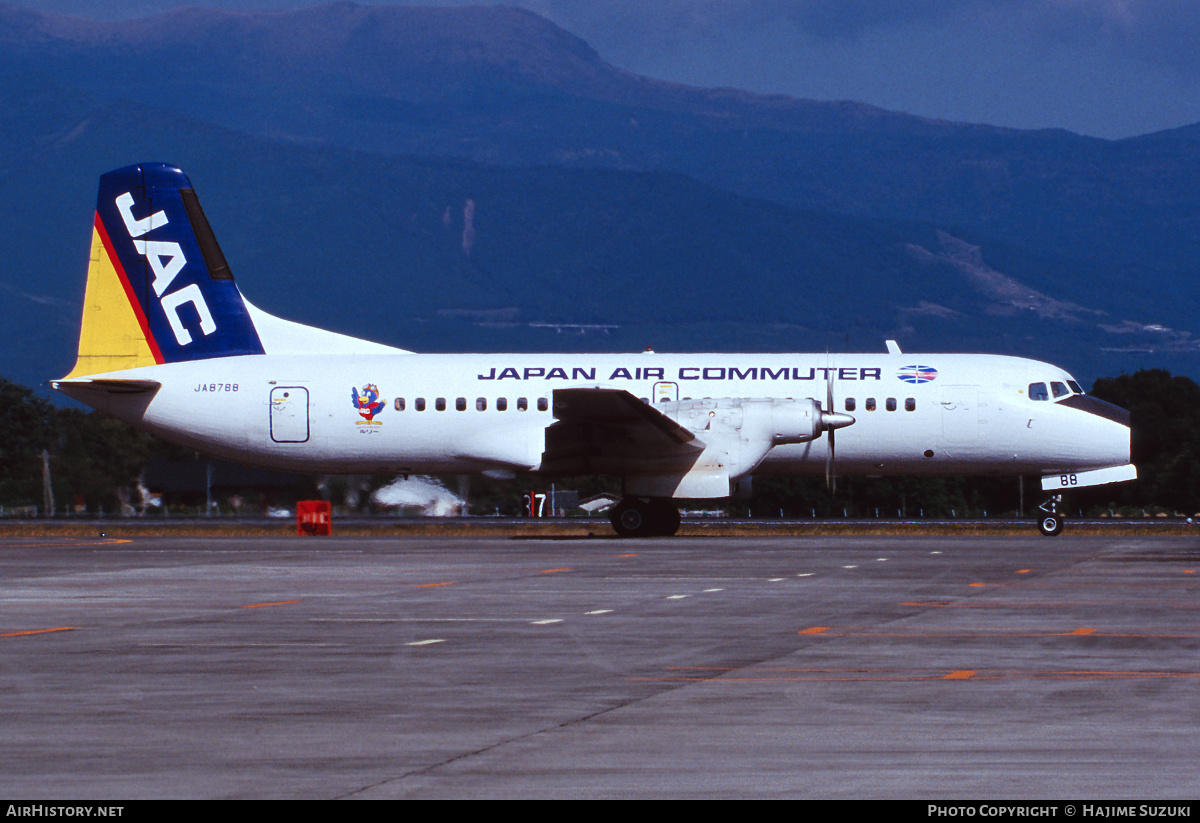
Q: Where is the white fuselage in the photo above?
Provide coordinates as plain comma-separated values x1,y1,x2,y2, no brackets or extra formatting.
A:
70,351,1132,488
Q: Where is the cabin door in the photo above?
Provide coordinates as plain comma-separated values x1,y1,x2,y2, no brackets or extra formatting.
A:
941,386,982,448
270,386,310,443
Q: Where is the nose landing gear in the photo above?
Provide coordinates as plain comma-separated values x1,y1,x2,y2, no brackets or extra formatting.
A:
1036,493,1065,536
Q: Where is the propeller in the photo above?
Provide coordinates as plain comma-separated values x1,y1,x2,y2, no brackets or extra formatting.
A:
820,374,855,493
826,376,836,493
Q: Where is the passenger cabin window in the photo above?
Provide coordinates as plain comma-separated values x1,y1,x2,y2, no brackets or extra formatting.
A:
415,398,426,411
456,397,466,411
537,397,549,412
1029,383,1048,401
517,397,528,411
845,398,856,412
497,397,508,411
394,398,405,411
905,398,916,412
865,398,876,411
435,397,446,411
886,398,897,412
1051,381,1069,399
476,398,486,411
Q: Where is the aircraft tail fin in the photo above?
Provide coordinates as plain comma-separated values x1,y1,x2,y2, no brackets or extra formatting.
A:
65,163,264,377
65,163,405,379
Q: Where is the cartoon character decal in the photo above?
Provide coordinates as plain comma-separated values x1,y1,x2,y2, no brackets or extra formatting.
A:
352,383,385,424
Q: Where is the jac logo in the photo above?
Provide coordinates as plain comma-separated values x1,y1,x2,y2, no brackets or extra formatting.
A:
116,192,215,346
897,365,938,384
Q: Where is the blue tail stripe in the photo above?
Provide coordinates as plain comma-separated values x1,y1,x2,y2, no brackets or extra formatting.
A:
96,164,264,363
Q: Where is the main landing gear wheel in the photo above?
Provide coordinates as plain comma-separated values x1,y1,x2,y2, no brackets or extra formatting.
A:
610,498,681,538
652,500,682,537
1035,493,1065,537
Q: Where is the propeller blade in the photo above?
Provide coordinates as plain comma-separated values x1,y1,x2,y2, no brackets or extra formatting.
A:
826,373,835,492
826,426,835,492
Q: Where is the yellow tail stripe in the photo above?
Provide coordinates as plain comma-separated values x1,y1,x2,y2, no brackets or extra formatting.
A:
65,216,159,377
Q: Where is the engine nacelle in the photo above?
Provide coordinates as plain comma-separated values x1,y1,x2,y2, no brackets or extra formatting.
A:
668,397,842,445
740,398,825,445
624,398,853,499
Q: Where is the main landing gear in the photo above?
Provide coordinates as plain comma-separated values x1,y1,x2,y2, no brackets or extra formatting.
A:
1036,493,1065,537
609,497,682,538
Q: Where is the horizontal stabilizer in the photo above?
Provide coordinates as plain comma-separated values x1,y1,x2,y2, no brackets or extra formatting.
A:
52,378,161,395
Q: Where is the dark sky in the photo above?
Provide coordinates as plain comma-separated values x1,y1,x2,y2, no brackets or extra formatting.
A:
14,0,1200,139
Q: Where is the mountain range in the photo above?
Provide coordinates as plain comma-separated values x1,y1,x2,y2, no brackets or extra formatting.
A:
1,1,1197,393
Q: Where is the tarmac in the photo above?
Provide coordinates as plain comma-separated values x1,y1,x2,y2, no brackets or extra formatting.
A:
2,533,1198,798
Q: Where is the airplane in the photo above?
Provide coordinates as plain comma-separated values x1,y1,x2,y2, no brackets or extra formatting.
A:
52,163,1139,537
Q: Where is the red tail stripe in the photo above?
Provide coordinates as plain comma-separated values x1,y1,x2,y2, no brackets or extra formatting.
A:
94,211,164,365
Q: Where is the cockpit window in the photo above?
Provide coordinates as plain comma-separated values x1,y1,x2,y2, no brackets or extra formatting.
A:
1051,381,1069,398
1067,380,1083,395
1029,382,1048,401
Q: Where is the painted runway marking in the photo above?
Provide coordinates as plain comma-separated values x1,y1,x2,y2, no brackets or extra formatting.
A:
406,639,446,646
634,666,1200,683
416,582,455,588
794,627,1197,638
903,599,1200,610
585,610,613,615
1,627,75,638
140,642,346,648
102,549,366,555
540,568,571,574
4,539,131,548
531,619,562,625
311,618,540,623
241,600,300,609
703,588,724,593
666,595,689,600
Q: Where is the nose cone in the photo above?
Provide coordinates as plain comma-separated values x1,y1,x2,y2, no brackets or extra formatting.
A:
1057,394,1133,466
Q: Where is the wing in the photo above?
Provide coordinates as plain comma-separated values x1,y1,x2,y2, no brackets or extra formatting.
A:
541,388,702,475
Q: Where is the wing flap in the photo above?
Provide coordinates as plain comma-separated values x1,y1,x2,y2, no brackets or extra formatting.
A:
542,388,701,475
